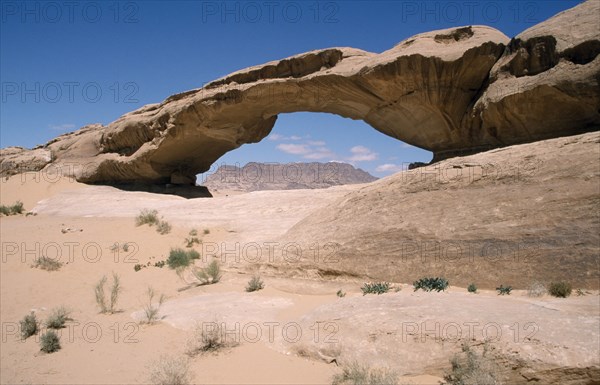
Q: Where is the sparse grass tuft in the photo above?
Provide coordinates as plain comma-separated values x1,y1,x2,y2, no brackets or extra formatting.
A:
443,343,502,385
245,276,264,292
142,287,166,324
186,322,235,356
148,355,192,385
193,260,222,285
548,282,572,298
135,209,159,226
413,277,449,292
527,281,546,297
203,229,210,235
32,256,62,271
45,306,71,329
337,289,346,298
95,273,121,313
467,283,477,293
185,229,201,248
40,330,61,353
496,285,512,295
0,201,24,216
331,361,398,385
157,220,172,235
361,282,391,295
20,312,38,339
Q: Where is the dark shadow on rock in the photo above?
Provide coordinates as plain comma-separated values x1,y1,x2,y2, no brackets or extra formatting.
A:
103,183,213,199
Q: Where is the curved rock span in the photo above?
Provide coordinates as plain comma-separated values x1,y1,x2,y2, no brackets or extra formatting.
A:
1,0,598,185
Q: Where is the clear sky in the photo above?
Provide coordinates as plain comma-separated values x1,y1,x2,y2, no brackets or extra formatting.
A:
0,0,582,177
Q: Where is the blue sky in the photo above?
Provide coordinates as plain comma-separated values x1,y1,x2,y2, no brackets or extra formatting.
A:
0,0,582,177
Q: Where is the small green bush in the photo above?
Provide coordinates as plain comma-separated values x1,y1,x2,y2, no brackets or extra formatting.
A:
32,256,62,271
361,282,391,295
40,330,61,353
331,361,398,385
134,264,144,272
413,277,449,292
135,209,159,227
245,276,264,292
20,312,38,339
336,289,346,298
157,220,172,235
167,248,196,269
193,260,221,285
0,201,24,216
548,282,572,298
45,306,71,329
467,283,477,293
496,285,512,295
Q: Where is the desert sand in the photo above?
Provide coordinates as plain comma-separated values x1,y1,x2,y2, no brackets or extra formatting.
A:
1,133,599,385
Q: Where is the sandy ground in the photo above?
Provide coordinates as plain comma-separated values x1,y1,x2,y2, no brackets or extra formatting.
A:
1,173,598,384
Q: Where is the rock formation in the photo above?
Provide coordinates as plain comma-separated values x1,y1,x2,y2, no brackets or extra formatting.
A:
0,0,598,186
203,162,377,192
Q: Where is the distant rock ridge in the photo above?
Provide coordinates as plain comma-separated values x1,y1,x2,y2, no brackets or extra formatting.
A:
0,0,598,186
202,162,378,192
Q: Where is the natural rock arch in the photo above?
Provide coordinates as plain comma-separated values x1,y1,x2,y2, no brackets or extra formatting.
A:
1,1,599,185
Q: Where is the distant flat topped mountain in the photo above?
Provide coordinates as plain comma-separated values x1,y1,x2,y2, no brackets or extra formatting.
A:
202,162,378,192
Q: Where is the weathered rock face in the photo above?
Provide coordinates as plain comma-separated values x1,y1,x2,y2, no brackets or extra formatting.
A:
467,0,600,159
2,1,598,185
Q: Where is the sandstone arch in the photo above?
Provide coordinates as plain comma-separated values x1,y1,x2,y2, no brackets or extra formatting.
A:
1,1,599,185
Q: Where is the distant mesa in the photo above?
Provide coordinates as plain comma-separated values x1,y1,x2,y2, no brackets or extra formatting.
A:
202,162,378,192
0,0,598,188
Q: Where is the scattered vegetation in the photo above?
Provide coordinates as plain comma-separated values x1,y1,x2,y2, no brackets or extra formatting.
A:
122,243,130,252
32,256,62,271
95,273,121,313
154,260,166,268
148,355,192,385
496,285,512,295
576,288,590,296
336,289,346,298
20,312,38,339
527,281,546,297
167,248,200,270
203,229,210,235
40,330,61,353
443,343,502,385
361,282,391,295
245,276,264,292
0,201,24,216
157,220,172,235
142,287,166,324
186,322,235,356
413,277,449,292
331,361,398,385
135,209,171,235
45,306,71,329
548,282,572,298
467,283,477,293
184,229,201,248
192,260,222,285
135,209,159,226
134,264,144,272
